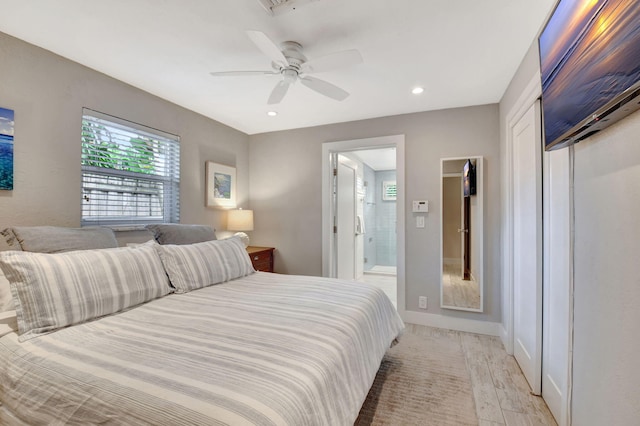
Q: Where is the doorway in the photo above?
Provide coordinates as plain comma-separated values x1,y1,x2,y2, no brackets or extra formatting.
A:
322,135,406,317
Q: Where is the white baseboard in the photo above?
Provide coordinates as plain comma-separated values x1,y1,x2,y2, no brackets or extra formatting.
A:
402,310,501,336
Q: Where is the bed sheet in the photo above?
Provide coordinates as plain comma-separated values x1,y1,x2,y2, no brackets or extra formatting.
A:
0,272,404,425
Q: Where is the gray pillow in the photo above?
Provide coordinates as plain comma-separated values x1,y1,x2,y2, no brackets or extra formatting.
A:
1,226,118,253
145,224,216,245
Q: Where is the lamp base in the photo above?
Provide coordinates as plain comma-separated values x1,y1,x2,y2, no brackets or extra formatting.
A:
234,232,250,247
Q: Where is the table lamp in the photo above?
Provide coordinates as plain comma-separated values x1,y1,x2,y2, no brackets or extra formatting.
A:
227,208,254,247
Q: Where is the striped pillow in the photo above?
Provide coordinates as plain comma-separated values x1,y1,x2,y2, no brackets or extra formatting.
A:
155,236,255,292
0,240,171,341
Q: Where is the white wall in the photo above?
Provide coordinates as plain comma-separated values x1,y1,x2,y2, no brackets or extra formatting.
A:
249,105,501,321
571,113,640,425
0,32,250,233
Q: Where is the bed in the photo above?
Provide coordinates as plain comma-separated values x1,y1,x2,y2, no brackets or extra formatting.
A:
0,225,404,425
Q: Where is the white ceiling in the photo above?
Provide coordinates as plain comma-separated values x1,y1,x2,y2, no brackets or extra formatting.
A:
0,0,556,135
351,147,396,171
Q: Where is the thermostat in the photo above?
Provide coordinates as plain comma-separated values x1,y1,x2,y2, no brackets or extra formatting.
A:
412,200,428,213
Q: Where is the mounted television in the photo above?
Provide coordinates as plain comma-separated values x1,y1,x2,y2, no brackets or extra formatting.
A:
539,0,640,151
463,159,476,197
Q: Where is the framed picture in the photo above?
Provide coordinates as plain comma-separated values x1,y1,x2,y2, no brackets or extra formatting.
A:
0,106,14,191
205,161,236,208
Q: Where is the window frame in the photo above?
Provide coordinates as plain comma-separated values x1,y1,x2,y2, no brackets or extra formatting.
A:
81,109,180,226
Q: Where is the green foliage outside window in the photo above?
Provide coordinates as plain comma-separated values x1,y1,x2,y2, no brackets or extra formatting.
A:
81,120,156,175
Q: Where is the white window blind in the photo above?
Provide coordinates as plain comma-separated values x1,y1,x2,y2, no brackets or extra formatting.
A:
81,109,180,226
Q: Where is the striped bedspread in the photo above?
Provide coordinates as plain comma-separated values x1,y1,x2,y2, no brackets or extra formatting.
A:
0,272,404,425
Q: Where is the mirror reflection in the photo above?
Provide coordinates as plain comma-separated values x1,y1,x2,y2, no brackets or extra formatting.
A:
441,157,483,312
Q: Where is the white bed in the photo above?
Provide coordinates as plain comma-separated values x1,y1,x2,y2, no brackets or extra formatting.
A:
0,226,404,426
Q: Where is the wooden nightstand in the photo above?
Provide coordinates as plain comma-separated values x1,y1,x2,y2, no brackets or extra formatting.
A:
246,246,275,272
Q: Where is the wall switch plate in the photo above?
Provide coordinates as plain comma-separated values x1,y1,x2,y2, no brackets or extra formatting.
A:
419,296,427,309
416,216,425,228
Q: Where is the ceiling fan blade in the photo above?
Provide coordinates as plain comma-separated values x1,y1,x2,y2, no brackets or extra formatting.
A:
247,30,288,68
267,80,291,105
300,76,349,101
300,49,363,74
210,70,279,77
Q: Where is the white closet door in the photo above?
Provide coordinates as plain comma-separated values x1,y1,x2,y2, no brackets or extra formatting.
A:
512,100,543,394
542,146,571,424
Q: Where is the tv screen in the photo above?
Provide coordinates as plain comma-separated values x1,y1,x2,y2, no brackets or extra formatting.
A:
463,159,476,197
539,0,640,150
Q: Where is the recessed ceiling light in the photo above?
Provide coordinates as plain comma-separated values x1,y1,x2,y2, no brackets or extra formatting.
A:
412,87,424,95
267,111,278,117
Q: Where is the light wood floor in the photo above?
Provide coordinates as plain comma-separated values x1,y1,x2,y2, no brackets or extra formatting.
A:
359,273,396,308
442,262,481,310
406,323,557,426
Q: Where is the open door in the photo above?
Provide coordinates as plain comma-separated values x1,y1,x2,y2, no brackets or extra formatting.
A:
335,156,357,280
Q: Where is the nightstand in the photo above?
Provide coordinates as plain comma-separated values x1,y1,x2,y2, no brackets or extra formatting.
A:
246,246,275,272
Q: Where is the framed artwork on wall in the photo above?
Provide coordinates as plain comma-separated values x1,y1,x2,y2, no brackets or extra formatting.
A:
0,106,14,191
205,161,236,208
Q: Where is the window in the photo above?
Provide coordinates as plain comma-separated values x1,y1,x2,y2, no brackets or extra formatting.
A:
382,180,397,201
81,109,180,226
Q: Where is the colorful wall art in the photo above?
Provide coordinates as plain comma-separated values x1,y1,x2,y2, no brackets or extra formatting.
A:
0,107,14,190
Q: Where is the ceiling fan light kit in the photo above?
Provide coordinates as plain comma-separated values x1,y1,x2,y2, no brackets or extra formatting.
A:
210,30,362,105
256,0,320,16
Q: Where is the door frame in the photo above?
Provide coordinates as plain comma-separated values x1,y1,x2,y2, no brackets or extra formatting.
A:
322,135,406,319
502,73,542,354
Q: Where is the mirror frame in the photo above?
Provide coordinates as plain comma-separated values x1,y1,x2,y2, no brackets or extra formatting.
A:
440,156,483,312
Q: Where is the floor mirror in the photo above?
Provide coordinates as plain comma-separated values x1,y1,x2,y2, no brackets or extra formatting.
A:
440,156,483,312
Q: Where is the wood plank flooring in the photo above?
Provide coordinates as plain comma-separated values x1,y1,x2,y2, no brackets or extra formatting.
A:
442,262,481,310
405,323,557,426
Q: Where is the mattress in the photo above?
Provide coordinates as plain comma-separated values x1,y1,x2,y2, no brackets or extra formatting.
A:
0,272,404,425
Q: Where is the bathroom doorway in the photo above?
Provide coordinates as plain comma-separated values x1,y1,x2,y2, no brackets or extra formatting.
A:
331,147,397,308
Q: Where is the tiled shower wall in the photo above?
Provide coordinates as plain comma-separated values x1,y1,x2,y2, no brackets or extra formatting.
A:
363,167,397,269
375,170,397,266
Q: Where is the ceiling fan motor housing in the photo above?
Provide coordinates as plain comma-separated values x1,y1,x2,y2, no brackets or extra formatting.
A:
272,41,306,73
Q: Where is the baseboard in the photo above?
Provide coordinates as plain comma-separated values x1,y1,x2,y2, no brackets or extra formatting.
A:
402,310,501,336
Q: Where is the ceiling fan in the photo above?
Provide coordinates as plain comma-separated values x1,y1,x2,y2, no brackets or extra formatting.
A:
210,31,363,105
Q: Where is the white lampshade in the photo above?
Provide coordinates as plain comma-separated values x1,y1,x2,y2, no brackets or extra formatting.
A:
227,209,254,231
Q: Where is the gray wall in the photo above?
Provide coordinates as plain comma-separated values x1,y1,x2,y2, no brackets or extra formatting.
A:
249,104,501,320
500,38,640,424
0,32,250,233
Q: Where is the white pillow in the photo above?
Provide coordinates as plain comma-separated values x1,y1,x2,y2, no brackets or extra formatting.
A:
0,270,13,312
155,236,254,293
0,240,172,341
